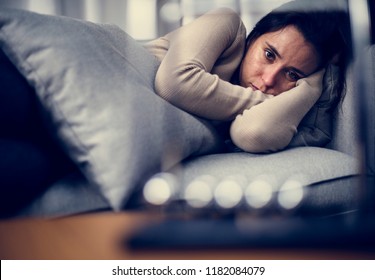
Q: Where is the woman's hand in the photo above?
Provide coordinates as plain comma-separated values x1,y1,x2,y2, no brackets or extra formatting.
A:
296,69,325,98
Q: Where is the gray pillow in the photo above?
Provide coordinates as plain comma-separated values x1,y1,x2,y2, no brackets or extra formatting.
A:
0,9,221,210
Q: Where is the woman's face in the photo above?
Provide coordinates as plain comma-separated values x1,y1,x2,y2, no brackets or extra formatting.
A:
239,25,319,96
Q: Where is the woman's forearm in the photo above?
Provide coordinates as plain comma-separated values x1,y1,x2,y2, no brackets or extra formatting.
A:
230,70,324,153
155,64,273,120
146,8,272,121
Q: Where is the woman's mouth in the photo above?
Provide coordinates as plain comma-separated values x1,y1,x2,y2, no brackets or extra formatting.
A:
249,83,259,91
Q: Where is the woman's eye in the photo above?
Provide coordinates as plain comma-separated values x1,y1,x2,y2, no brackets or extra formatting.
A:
286,70,300,81
264,49,275,61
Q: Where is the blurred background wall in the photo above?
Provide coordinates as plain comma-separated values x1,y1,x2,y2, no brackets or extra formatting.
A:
0,0,292,41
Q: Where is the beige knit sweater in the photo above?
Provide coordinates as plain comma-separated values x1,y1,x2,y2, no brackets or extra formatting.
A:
144,8,323,153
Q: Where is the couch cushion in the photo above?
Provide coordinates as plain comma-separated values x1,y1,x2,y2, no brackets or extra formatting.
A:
181,147,358,184
0,9,221,210
15,172,110,218
330,45,374,178
161,147,360,214
360,45,375,175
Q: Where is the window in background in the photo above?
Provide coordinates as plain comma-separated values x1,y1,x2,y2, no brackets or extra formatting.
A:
126,0,157,41
157,0,182,37
180,0,240,25
239,0,291,32
27,0,62,14
82,0,156,41
179,0,290,33
0,0,295,40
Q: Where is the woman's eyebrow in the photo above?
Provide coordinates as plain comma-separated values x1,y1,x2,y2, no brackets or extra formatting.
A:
266,42,308,77
266,42,282,59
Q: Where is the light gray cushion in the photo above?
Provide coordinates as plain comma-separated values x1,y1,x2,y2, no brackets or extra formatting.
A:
357,46,374,175
0,9,221,210
330,45,374,175
172,147,360,214
180,147,358,185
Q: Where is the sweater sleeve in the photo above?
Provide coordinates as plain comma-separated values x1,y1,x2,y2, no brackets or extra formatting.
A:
229,70,325,153
144,8,273,121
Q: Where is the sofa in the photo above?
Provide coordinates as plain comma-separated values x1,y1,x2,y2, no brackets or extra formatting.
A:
0,6,373,219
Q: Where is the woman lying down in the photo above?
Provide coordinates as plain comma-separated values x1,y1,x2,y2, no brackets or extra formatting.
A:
144,0,351,153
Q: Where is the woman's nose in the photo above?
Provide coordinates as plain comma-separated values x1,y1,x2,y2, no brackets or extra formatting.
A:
261,67,279,89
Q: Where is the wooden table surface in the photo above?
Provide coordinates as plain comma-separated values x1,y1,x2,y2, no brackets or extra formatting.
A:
1,211,375,260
